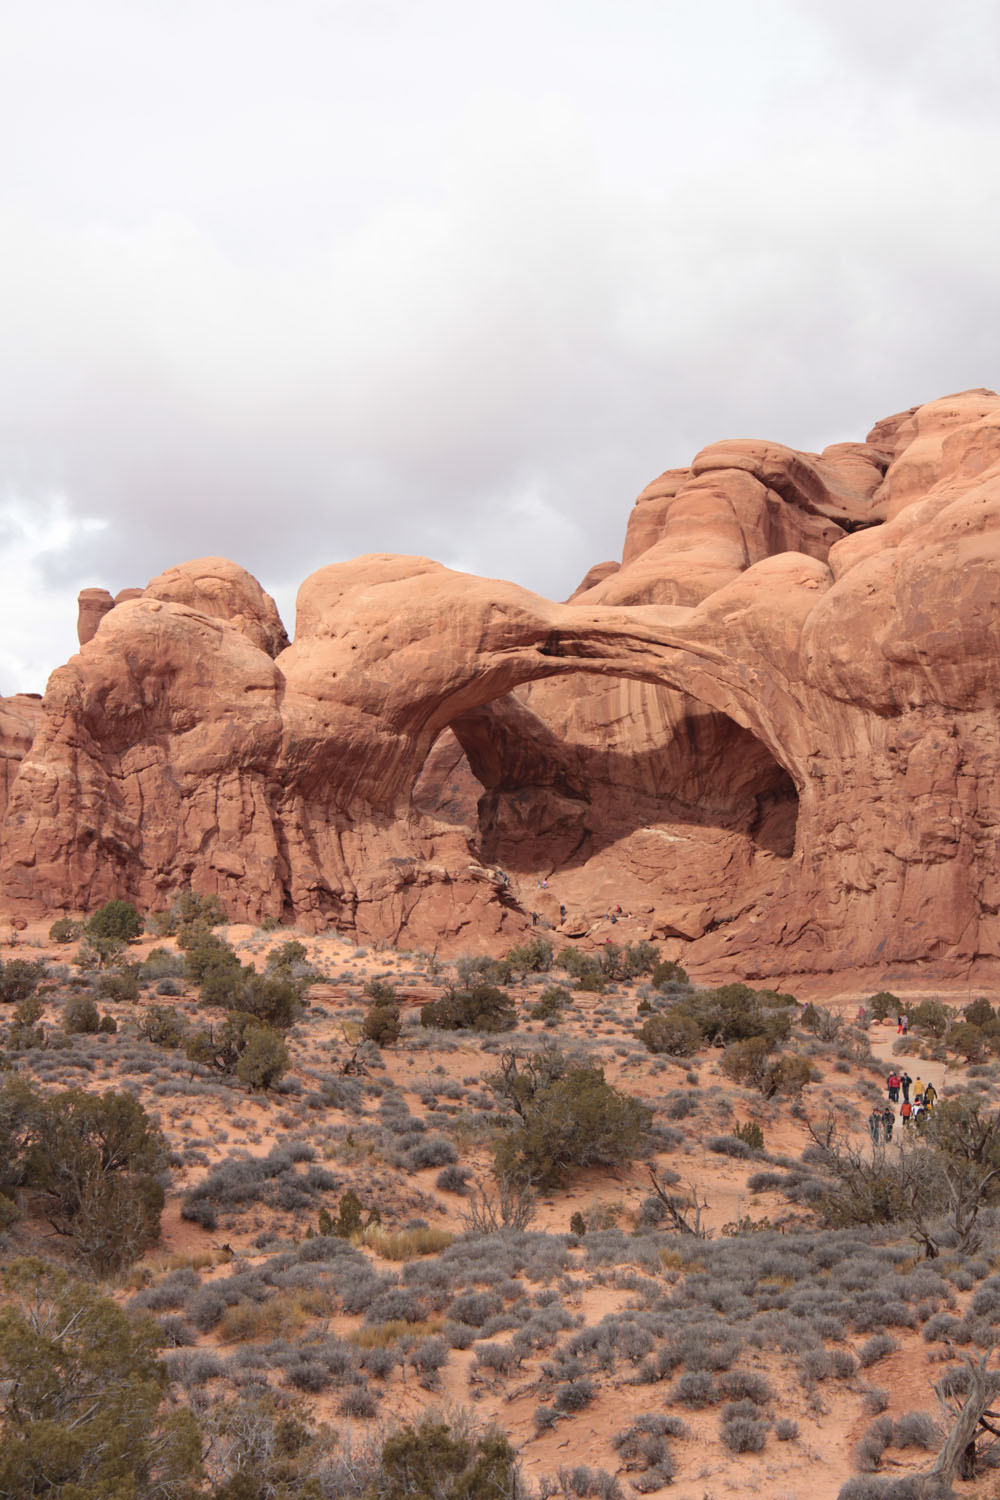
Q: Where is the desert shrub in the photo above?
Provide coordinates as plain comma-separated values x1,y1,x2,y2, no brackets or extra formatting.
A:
421,984,516,1033
13,1086,166,1273
338,1384,378,1418
554,1465,623,1500
183,930,240,981
867,991,900,1022
184,1013,289,1089
855,1414,894,1471
671,1370,718,1407
49,916,83,944
374,1419,527,1500
204,966,302,1030
0,958,46,1005
0,1259,201,1498
139,1005,188,1049
799,1003,843,1039
722,1038,817,1097
506,937,554,973
449,1291,502,1327
892,1411,939,1449
858,1334,899,1367
638,1009,701,1056
62,993,101,1035
682,982,796,1047
436,1163,471,1194
139,947,186,981
402,1135,458,1171
363,977,398,1005
775,1418,799,1441
652,959,690,990
909,999,950,1038
554,1376,595,1410
734,1120,765,1150
599,941,659,982
6,993,45,1051
719,1370,774,1404
182,1199,218,1233
86,899,143,943
947,1021,988,1063
235,1025,290,1091
707,1134,753,1159
266,939,309,972
491,1052,650,1188
531,986,570,1021
149,889,226,938
363,1003,402,1046
720,1401,770,1453
97,963,141,1003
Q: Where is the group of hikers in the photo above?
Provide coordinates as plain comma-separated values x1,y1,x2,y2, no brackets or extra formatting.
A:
867,1070,940,1144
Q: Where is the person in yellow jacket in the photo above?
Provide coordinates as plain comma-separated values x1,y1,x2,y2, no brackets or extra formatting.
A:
913,1077,925,1102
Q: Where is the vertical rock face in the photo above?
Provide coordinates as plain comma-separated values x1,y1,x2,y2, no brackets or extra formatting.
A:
76,589,116,647
0,695,43,822
4,389,1000,980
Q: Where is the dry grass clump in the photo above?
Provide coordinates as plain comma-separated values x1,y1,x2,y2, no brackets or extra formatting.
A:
360,1224,455,1260
350,1315,447,1349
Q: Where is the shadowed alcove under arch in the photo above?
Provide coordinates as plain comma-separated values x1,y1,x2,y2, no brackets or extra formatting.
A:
412,671,797,931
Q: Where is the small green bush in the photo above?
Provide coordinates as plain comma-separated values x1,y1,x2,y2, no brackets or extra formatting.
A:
652,959,690,990
138,1006,188,1049
531,986,569,1021
734,1120,765,1151
148,889,226,938
363,1003,402,1046
505,937,553,973
0,959,46,1005
492,1054,651,1188
49,917,83,944
909,999,950,1039
421,984,516,1033
375,1419,525,1500
638,1010,701,1057
63,993,101,1035
86,899,144,944
234,1025,289,1091
866,990,900,1022
97,964,141,1003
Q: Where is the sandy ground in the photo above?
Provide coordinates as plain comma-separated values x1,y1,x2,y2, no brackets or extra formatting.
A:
2,915,998,1498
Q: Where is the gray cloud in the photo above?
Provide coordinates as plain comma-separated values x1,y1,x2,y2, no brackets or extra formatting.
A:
0,0,997,690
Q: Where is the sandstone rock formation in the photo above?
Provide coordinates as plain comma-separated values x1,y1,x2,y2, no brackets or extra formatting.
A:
4,390,1000,980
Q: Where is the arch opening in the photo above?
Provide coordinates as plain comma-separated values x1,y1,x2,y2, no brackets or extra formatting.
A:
412,672,797,936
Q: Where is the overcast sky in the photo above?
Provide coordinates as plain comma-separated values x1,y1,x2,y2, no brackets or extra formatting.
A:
1,0,997,692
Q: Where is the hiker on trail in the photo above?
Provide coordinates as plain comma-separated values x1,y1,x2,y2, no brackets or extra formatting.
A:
882,1107,894,1142
887,1071,900,1103
868,1108,883,1145
923,1082,937,1111
913,1101,927,1129
559,904,566,922
897,1014,905,1034
913,1077,925,1104
902,1014,909,1035
900,1072,912,1103
900,1098,913,1127
531,911,538,927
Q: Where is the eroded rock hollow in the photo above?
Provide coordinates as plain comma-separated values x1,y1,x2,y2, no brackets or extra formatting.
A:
4,390,1000,980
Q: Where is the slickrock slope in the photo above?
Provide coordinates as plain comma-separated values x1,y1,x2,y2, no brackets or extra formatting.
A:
4,390,1000,978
